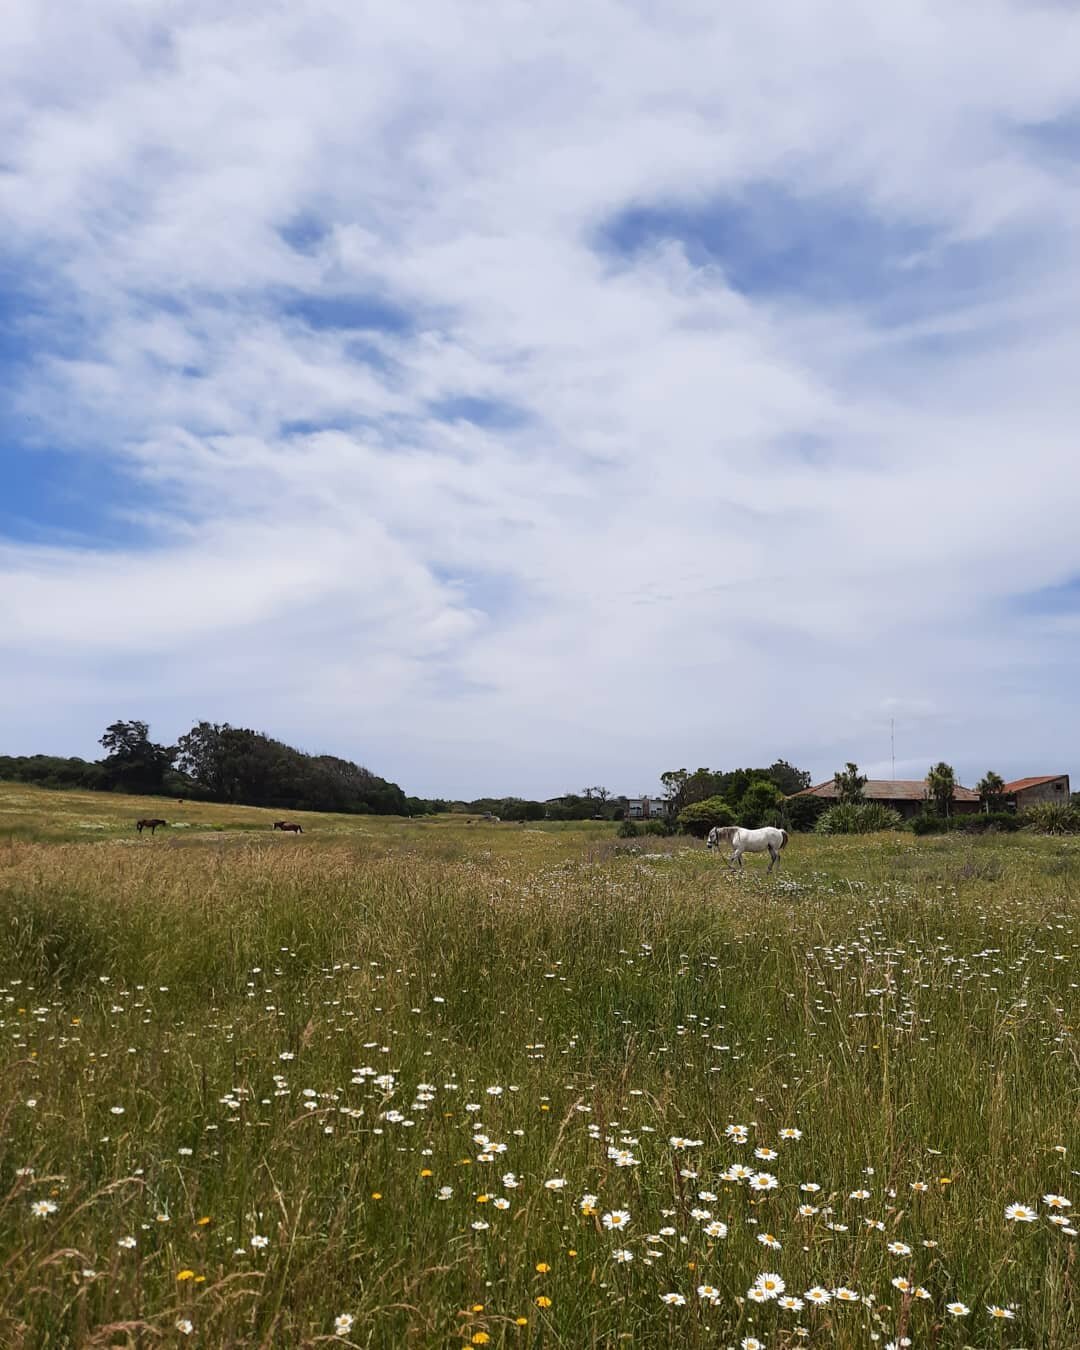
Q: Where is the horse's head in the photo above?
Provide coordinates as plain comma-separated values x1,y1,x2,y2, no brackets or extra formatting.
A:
707,825,737,849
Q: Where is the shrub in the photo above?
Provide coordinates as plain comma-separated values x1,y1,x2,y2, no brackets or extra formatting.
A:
911,811,950,836
858,803,904,832
1021,803,1080,835
617,819,640,838
643,819,672,837
956,811,1022,834
784,793,828,832
816,803,903,835
677,796,735,838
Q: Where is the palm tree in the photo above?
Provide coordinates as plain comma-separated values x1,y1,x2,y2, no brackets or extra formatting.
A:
976,770,1006,813
927,762,956,817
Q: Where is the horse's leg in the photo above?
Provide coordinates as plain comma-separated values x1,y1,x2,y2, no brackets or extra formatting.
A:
767,844,778,873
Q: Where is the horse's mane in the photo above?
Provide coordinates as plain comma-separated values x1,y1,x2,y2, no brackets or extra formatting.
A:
709,825,739,842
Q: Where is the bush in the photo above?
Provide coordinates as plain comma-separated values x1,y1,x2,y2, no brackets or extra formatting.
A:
911,811,950,836
816,803,903,835
643,819,672,837
1021,803,1080,835
858,803,905,832
784,793,828,832
956,811,1022,834
617,819,640,838
677,796,735,838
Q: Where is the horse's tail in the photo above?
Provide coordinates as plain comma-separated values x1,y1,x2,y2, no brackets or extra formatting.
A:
780,829,789,850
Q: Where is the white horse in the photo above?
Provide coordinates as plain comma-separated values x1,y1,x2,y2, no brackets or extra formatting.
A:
706,824,788,873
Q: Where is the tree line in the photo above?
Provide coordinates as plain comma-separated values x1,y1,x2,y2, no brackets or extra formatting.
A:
660,761,812,835
12,732,1055,834
0,720,408,817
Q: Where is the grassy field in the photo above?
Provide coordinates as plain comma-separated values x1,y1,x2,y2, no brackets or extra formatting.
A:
0,783,1077,1348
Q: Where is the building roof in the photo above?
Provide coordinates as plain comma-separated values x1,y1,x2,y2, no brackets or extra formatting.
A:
1002,775,1068,793
792,778,980,803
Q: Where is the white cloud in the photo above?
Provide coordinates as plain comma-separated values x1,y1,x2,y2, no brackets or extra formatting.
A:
4,0,1080,795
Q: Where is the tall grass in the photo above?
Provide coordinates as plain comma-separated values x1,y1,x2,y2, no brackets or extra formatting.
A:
0,812,1077,1347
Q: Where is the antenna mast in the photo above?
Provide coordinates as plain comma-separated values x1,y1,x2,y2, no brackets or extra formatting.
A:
891,718,896,780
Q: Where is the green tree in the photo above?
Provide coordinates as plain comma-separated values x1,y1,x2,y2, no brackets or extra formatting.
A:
927,761,957,817
662,768,729,814
175,721,406,814
976,770,1006,813
659,769,689,815
832,762,866,805
500,799,546,822
99,720,176,795
737,778,786,827
660,768,725,816
719,768,756,807
677,796,735,837
544,793,597,821
175,722,240,800
765,759,812,795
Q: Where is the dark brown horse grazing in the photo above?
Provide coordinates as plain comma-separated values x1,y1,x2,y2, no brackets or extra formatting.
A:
136,818,168,835
273,821,303,834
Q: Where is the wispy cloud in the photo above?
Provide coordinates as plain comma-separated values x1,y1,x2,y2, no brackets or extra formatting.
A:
4,1,1080,796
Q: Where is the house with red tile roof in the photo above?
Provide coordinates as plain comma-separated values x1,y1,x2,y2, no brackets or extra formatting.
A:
790,778,981,819
1001,775,1070,809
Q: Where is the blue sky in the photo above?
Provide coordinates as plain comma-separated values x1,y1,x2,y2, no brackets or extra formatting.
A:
3,1,1080,798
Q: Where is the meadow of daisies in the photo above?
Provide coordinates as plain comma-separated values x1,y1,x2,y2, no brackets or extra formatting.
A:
0,785,1077,1347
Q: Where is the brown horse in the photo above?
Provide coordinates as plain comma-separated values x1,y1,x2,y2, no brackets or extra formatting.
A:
136,818,168,835
273,821,303,834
